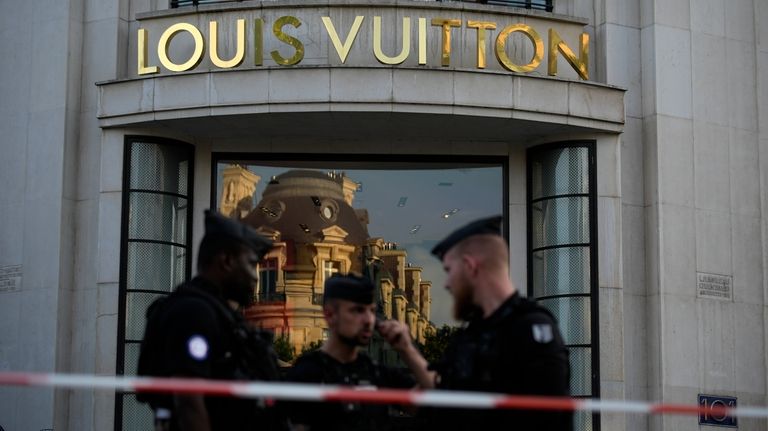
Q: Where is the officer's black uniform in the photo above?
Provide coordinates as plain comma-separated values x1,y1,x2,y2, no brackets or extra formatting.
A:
284,274,415,431
427,216,573,430
286,350,414,431
137,211,284,431
428,293,572,430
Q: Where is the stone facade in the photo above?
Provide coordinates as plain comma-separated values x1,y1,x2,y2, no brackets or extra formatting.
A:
0,0,766,430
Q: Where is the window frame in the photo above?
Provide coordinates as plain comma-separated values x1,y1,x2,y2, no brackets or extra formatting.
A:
209,151,511,323
259,257,279,297
115,136,195,431
526,140,600,429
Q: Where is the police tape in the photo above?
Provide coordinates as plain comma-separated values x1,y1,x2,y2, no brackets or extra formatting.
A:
1,371,767,418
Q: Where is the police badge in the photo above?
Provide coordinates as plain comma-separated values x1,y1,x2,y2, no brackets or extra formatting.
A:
532,324,554,343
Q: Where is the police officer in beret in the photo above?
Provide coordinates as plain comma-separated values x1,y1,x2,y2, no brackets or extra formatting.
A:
285,274,433,431
383,216,572,430
138,210,285,431
427,215,572,430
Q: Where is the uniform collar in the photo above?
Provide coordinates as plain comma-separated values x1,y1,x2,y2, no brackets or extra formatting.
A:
469,292,519,329
183,276,230,304
317,349,369,366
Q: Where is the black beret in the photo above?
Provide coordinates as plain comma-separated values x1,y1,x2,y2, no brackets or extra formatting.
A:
204,210,273,259
324,274,375,304
431,215,504,259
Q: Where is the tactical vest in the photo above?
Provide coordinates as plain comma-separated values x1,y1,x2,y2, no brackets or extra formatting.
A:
136,279,284,429
425,295,572,431
433,295,557,392
296,350,393,431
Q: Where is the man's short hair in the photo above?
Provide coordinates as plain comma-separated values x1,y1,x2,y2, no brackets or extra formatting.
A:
323,274,375,305
431,215,504,260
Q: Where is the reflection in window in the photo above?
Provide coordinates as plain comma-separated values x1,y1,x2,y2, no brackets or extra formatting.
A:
213,159,504,367
528,143,598,431
259,258,278,298
323,261,341,284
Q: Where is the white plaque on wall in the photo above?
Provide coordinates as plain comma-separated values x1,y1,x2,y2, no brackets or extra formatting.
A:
0,265,22,293
697,272,732,301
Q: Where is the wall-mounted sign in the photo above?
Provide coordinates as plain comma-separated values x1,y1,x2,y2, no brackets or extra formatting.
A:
136,12,589,79
0,265,22,293
699,394,737,428
697,272,732,301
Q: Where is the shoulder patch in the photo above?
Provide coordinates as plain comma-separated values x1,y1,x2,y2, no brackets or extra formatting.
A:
532,323,554,343
187,335,209,360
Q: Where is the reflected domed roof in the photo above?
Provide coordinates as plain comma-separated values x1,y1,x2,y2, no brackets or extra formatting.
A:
243,170,369,245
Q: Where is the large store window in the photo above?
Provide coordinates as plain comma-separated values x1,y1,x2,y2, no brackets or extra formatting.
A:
527,142,599,431
116,137,195,431
214,154,505,369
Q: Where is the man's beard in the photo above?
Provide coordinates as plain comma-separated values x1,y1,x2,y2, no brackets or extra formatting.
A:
453,282,478,321
226,281,255,307
338,332,370,347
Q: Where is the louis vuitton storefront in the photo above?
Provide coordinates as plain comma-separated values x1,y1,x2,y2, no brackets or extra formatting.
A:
4,0,766,430
100,3,622,428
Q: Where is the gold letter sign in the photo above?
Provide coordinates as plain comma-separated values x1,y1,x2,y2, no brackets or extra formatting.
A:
158,23,205,72
373,16,411,65
138,28,158,75
135,16,591,80
322,16,365,63
548,29,589,80
209,19,246,68
271,16,305,66
495,23,544,73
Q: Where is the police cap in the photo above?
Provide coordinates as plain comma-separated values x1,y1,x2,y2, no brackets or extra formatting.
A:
324,274,375,304
430,215,504,259
203,210,273,259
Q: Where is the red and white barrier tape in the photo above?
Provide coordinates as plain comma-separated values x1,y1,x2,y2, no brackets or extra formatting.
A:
1,372,766,418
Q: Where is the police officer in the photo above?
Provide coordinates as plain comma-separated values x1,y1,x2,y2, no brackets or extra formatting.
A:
387,216,572,430
138,210,284,431
285,274,432,431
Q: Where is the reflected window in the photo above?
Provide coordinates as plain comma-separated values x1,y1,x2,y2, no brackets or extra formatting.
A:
323,261,341,284
212,155,505,366
260,258,278,297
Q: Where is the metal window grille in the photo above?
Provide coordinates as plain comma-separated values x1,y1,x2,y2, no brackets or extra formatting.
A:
169,0,552,11
115,137,195,431
527,142,599,431
171,0,241,7
483,0,553,11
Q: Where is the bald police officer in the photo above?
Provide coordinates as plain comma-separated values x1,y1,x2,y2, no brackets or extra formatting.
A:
389,216,572,430
285,274,432,431
138,210,284,431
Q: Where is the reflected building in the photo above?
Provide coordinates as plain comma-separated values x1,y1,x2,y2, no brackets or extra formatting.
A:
219,165,434,356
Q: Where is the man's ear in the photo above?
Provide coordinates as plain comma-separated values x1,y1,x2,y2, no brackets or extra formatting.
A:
462,254,479,276
217,252,234,272
321,304,334,326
